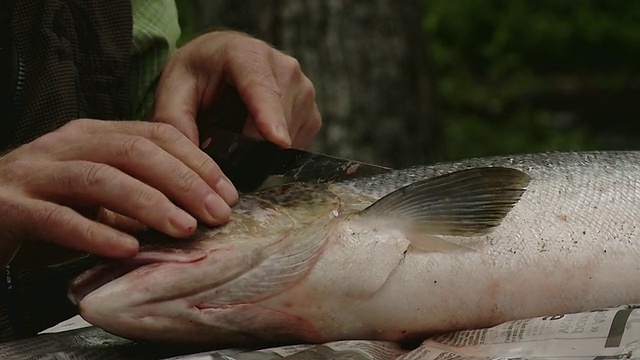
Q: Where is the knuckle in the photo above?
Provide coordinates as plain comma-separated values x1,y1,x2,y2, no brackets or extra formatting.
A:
39,206,73,229
292,79,319,119
299,77,317,105
252,79,283,99
117,136,153,159
60,118,96,134
135,188,164,209
236,36,270,54
79,224,101,245
79,163,110,188
303,76,316,97
4,159,34,180
148,123,183,143
265,53,301,86
28,131,65,153
193,155,216,177
278,55,303,83
282,55,302,74
175,170,204,194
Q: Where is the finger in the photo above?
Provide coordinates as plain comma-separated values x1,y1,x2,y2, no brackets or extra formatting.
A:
228,55,292,148
96,208,146,234
152,65,201,144
58,120,239,214
101,132,235,225
292,103,323,149
16,198,139,259
29,161,199,237
285,73,320,149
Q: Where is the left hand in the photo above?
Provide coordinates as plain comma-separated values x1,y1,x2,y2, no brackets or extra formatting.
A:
153,31,322,149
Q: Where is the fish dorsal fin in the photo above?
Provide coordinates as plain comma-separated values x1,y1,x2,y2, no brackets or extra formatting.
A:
359,167,530,250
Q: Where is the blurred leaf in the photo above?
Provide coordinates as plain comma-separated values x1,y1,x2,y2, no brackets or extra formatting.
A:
425,0,640,160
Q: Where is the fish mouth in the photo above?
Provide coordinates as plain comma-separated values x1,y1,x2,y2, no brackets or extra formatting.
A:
68,261,145,305
67,246,209,305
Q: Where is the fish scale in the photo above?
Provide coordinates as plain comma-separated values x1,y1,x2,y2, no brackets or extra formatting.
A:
69,151,640,347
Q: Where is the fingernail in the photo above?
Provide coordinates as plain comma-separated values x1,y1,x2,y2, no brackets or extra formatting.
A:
275,123,292,147
168,209,197,235
205,194,231,223
117,236,140,257
216,178,238,205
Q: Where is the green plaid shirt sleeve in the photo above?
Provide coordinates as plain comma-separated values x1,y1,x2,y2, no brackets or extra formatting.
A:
130,0,182,119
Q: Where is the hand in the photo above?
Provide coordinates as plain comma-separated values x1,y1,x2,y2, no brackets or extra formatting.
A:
0,119,238,266
153,31,322,149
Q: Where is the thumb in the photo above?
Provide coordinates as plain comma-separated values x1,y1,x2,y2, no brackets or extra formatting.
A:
153,66,200,144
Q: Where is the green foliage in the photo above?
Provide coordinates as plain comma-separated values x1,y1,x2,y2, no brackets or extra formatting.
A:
425,0,640,160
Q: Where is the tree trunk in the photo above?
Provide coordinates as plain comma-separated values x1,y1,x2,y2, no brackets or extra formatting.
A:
190,0,443,167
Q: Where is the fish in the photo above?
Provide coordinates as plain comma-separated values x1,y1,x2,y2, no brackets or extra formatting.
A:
68,151,640,347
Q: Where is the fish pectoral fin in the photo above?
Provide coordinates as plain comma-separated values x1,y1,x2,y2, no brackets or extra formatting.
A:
360,167,531,240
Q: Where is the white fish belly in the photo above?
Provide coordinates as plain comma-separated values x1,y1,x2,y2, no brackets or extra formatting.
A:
355,160,640,339
269,155,640,341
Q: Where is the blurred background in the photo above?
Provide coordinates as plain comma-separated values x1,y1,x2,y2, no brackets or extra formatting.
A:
176,0,640,168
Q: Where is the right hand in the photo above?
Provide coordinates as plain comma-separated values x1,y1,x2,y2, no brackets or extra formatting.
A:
0,119,238,266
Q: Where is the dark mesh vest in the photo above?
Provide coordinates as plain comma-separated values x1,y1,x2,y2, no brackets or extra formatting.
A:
0,0,132,341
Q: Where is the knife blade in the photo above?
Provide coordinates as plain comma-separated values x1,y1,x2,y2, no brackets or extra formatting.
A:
200,130,392,192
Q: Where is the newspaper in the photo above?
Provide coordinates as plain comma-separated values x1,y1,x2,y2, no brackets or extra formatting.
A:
2,305,640,359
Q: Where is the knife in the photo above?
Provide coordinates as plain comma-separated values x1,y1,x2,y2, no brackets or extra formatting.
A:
200,130,392,192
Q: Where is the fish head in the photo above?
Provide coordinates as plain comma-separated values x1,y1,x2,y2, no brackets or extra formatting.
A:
68,184,340,346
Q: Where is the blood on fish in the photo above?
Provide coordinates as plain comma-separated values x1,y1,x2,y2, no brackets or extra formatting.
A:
346,163,360,175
